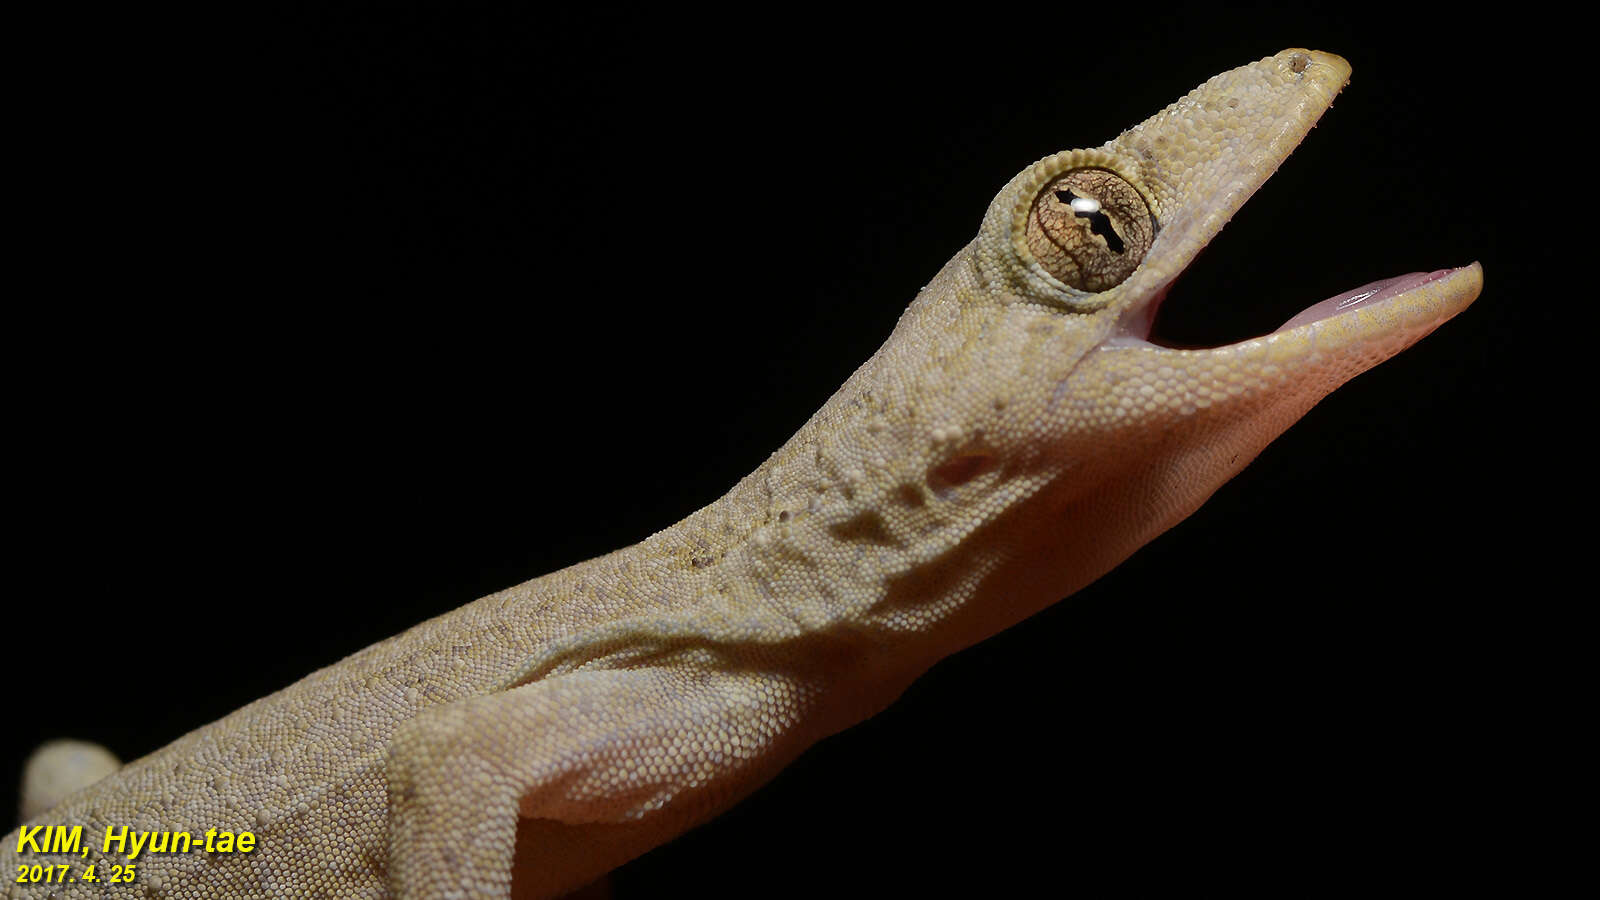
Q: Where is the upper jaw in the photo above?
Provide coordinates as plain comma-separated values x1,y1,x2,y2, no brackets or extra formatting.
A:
1094,49,1479,364
972,50,1352,318
1096,49,1353,322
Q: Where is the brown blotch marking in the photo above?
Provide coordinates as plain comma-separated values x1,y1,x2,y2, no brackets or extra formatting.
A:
929,453,994,494
895,483,926,508
827,510,900,547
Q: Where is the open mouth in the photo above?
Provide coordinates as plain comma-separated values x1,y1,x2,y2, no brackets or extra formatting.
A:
1110,263,1480,353
1074,49,1480,360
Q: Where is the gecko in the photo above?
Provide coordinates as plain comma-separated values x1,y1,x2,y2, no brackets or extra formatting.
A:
4,48,1479,898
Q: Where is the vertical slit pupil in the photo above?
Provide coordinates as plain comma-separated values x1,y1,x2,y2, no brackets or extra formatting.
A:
1055,189,1126,254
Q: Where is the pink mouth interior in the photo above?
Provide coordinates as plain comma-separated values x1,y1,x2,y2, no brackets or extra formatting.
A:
1273,269,1453,333
1107,266,1463,350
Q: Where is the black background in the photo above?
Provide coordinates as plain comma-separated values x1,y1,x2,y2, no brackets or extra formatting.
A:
8,5,1569,895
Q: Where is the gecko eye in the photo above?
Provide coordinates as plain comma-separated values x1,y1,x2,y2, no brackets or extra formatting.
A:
1025,168,1155,292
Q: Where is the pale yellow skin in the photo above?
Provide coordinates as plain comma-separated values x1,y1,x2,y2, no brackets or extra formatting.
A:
3,50,1479,899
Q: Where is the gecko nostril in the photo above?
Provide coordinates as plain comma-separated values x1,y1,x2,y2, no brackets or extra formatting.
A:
1291,54,1309,74
895,483,926,508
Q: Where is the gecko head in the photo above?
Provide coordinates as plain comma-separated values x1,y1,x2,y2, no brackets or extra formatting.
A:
750,50,1479,628
850,48,1486,578
958,48,1479,463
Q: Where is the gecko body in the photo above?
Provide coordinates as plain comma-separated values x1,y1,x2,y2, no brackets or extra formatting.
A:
4,49,1479,898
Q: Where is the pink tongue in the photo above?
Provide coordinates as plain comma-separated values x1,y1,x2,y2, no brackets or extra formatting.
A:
1275,269,1451,332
